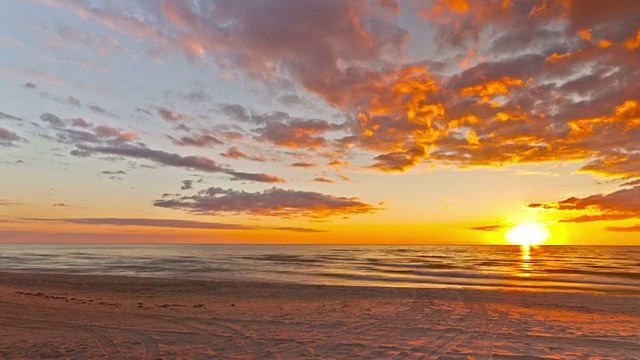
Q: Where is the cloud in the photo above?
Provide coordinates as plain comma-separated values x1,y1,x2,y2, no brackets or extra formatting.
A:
0,111,22,121
169,132,224,147
312,177,334,184
256,117,332,149
52,122,138,145
470,225,504,232
75,143,285,183
40,92,82,107
29,217,250,230
370,145,428,172
40,112,65,127
528,186,640,223
101,170,126,175
39,113,137,146
220,146,266,162
89,104,117,118
225,171,286,183
71,117,91,128
177,90,212,103
328,160,349,166
24,217,323,233
43,24,126,57
154,187,378,218
181,179,193,190
157,107,188,122
277,94,305,107
605,224,640,232
23,82,36,89
40,0,640,214
291,162,317,168
217,104,337,149
0,128,26,147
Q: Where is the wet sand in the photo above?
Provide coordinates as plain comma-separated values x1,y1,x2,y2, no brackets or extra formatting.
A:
0,272,639,359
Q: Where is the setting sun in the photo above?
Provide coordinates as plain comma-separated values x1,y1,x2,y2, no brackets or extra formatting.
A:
505,224,551,245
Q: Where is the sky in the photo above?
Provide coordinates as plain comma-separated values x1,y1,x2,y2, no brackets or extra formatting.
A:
0,0,639,245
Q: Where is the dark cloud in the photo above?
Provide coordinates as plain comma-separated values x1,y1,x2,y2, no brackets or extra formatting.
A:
29,217,250,230
75,144,284,183
220,146,266,162
169,132,223,147
40,92,83,107
622,179,640,187
52,203,69,207
71,117,91,128
528,186,640,223
40,112,65,127
605,224,640,233
0,111,23,121
218,104,251,123
181,179,193,190
68,96,81,107
23,82,36,89
225,171,286,183
154,186,377,218
89,104,117,118
24,217,324,233
291,162,317,168
54,123,138,145
470,225,504,232
135,107,153,116
75,143,224,171
177,90,212,102
38,112,134,145
101,170,126,175
277,94,305,107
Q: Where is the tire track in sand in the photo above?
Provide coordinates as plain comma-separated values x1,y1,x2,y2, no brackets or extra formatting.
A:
0,300,159,360
268,288,423,357
472,307,508,360
421,289,488,359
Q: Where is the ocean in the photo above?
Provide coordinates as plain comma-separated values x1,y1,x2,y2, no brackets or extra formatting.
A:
0,244,638,294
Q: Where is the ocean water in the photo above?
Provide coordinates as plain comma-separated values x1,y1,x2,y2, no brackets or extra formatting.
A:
0,244,638,294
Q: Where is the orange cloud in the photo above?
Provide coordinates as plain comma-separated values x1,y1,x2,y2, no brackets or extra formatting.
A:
41,0,640,201
460,77,524,103
624,30,640,49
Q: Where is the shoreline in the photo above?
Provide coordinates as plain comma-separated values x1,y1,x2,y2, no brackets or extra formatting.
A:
2,269,639,296
1,272,639,358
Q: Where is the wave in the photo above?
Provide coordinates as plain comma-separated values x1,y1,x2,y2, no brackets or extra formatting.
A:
0,244,638,294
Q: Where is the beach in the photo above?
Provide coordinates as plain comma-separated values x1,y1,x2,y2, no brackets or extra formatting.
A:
1,272,639,359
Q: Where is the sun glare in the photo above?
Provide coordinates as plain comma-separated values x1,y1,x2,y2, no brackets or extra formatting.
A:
505,224,550,245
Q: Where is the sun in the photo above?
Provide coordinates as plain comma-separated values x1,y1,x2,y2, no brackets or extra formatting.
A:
505,224,550,245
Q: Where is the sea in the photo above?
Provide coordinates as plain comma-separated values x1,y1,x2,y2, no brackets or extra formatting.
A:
0,244,638,294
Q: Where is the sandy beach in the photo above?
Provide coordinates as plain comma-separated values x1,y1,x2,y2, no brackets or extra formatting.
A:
0,272,638,359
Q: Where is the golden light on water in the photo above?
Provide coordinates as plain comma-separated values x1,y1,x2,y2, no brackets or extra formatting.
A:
519,245,532,277
505,224,550,246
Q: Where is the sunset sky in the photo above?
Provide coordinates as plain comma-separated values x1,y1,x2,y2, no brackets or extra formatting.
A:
1,0,639,244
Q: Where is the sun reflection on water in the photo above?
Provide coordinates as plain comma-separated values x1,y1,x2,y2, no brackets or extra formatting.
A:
519,245,532,277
